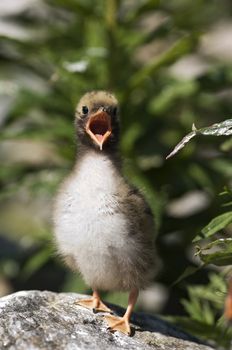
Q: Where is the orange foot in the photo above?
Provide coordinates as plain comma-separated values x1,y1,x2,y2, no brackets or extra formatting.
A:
104,314,131,336
75,298,112,314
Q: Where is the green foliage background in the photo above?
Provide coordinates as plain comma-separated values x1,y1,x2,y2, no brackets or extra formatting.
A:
0,0,232,347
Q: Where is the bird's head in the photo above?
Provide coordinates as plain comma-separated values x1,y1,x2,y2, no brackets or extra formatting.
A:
75,91,120,152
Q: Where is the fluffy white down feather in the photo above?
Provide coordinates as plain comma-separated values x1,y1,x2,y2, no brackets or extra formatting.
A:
54,151,154,291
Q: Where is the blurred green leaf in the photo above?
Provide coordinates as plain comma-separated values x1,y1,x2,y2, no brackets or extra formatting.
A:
171,273,232,348
130,34,198,88
20,245,53,280
149,80,198,114
221,137,232,152
172,265,203,286
193,212,232,242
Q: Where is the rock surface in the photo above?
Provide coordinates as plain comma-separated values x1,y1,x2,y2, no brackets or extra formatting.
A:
0,290,213,350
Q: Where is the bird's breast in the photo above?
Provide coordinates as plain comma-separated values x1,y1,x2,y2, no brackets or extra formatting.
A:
54,152,129,252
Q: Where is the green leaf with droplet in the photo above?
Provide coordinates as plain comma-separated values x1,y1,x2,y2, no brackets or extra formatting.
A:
166,119,232,159
193,211,232,242
198,240,232,266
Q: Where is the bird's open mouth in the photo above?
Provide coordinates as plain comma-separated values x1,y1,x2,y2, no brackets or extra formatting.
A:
86,111,112,150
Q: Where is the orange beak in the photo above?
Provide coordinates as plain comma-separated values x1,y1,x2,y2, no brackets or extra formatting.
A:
85,110,112,150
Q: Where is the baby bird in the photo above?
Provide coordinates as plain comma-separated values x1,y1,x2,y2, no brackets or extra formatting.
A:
53,91,158,335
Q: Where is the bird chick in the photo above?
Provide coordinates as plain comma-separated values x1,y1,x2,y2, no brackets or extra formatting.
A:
53,91,158,335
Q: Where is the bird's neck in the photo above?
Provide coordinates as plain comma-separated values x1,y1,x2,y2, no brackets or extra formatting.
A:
73,148,123,194
76,144,122,170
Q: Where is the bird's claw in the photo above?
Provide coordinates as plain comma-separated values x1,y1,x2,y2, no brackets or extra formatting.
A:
104,314,131,336
75,298,112,314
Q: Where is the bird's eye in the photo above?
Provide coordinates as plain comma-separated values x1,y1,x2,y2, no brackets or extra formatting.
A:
82,106,89,115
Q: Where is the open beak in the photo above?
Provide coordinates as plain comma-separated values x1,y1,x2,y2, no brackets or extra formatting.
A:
85,110,112,150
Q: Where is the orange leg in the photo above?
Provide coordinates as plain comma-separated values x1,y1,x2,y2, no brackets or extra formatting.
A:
104,288,139,336
224,279,232,321
75,290,112,313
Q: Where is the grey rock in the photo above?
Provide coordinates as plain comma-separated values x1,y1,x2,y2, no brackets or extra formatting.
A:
0,290,213,350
